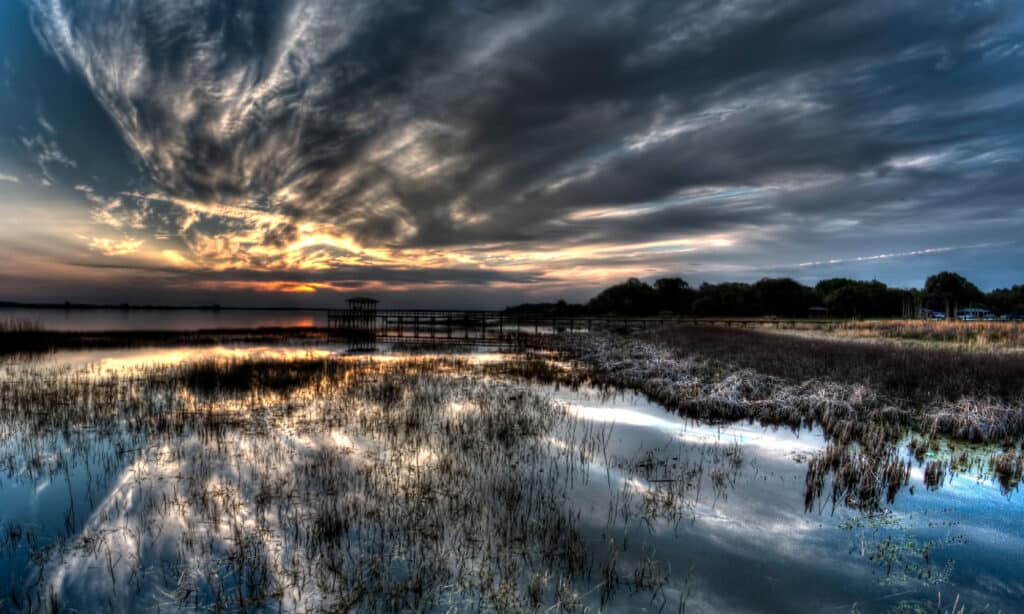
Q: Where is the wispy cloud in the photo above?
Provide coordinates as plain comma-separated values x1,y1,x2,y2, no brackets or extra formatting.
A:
37,112,56,135
16,0,1024,300
795,243,1006,269
19,132,76,185
76,185,146,230
81,235,144,257
0,173,19,184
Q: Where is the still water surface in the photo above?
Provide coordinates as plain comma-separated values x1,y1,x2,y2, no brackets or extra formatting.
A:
0,307,321,330
0,344,1020,612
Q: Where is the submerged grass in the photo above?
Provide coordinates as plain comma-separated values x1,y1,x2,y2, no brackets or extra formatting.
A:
0,353,748,612
544,327,1024,511
0,331,1018,611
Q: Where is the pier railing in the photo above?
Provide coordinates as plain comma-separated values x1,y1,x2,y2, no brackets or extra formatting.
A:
326,309,696,345
326,309,851,347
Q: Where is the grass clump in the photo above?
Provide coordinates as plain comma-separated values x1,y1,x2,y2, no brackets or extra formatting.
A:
0,353,692,612
989,448,1023,491
545,328,1023,512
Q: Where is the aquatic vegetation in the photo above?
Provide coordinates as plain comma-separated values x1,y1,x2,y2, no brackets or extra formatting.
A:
0,341,1020,612
989,448,1023,492
0,353,754,612
632,325,1024,420
544,330,1024,512
839,511,969,599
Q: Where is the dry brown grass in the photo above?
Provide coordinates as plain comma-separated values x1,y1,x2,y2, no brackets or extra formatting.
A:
636,325,1024,415
806,319,1024,351
548,327,1024,512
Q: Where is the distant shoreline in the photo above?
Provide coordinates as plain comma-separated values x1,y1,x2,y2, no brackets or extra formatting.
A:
0,326,327,355
0,301,328,311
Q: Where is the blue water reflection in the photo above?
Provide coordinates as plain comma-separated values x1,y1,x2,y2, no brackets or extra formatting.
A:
0,345,1019,612
548,387,1023,612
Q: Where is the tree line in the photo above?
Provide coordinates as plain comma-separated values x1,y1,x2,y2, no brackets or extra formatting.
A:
505,272,1024,318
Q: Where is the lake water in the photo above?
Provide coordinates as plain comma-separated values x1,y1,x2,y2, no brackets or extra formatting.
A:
0,307,322,331
0,344,1021,612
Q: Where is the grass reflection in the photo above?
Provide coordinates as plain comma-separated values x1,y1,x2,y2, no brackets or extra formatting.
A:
0,345,1018,612
2,354,716,611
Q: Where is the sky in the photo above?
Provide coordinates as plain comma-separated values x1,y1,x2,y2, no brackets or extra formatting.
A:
1,0,1023,308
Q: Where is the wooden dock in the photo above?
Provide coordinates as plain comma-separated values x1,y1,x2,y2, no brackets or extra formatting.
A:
326,309,690,346
326,308,845,348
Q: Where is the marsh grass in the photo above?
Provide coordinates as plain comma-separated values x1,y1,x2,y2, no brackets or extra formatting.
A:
545,329,1023,512
989,448,1023,491
824,319,1024,350
708,318,1024,351
1,334,1017,611
0,352,749,612
636,326,1024,414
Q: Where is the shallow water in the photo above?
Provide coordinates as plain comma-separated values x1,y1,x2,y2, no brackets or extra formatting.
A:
550,388,1024,612
0,307,321,331
0,344,1021,612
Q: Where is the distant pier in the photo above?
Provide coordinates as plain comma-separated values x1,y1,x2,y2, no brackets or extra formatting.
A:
326,299,854,349
326,302,687,348
328,307,610,347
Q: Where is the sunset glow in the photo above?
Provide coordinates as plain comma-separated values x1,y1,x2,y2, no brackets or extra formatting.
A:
2,1,1023,307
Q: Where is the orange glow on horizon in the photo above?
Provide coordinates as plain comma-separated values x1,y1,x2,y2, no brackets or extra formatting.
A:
47,188,746,298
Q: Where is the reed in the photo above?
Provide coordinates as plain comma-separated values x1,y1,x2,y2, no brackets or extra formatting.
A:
826,319,1024,350
1,333,1016,610
1,353,734,612
635,325,1024,410
545,328,1024,510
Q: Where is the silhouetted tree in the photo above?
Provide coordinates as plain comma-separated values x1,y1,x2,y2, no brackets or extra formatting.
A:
587,278,659,316
986,285,1024,315
815,278,858,300
816,278,905,317
753,277,816,317
692,282,756,316
924,272,984,317
580,271,990,319
504,300,587,315
653,278,697,314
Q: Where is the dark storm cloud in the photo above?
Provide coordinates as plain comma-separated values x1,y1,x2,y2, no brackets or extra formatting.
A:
18,0,1024,297
69,259,538,287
